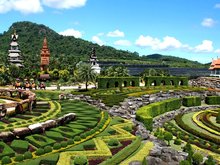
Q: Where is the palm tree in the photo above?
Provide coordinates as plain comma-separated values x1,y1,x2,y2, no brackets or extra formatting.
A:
77,63,97,91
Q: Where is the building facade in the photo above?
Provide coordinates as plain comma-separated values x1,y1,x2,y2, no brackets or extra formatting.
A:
209,58,220,77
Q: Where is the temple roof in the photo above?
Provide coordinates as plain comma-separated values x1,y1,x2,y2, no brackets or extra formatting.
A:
209,58,220,70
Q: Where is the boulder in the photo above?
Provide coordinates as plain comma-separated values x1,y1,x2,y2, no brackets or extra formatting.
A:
28,123,44,134
13,127,31,138
0,131,15,141
42,120,57,130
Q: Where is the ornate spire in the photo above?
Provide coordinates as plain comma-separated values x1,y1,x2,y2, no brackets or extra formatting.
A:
43,36,48,49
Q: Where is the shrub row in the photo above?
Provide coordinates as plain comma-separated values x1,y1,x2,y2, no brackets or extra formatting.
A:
100,137,141,165
97,77,140,89
205,96,220,105
182,96,201,107
136,98,181,131
144,76,188,87
175,114,220,145
198,111,220,133
164,122,220,154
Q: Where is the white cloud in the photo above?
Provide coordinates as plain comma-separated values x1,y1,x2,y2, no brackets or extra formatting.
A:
42,0,87,9
214,3,220,8
92,36,105,46
201,18,216,27
194,40,213,53
114,40,131,46
214,49,220,53
59,28,82,38
135,35,182,50
0,0,43,14
0,0,87,14
107,29,124,37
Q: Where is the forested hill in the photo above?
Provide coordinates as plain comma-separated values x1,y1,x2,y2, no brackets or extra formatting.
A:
0,21,207,69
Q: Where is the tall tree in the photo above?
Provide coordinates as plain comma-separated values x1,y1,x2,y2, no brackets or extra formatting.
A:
77,63,97,91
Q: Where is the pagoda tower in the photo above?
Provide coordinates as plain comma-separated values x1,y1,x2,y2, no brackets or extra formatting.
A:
89,47,101,74
8,30,23,67
40,37,50,71
39,37,50,80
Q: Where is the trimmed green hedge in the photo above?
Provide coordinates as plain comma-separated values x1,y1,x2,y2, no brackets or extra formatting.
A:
25,134,56,148
97,77,140,89
10,140,29,152
0,142,15,159
182,96,201,107
205,96,220,105
136,98,182,131
144,76,188,87
100,137,141,165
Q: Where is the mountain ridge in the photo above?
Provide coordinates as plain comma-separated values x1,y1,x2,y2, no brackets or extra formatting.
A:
0,21,207,70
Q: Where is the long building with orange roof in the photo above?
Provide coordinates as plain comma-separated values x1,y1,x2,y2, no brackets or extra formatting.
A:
209,58,220,77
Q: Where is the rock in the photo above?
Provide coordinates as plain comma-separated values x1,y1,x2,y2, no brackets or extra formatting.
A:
0,131,15,141
42,120,56,130
146,156,163,165
13,127,31,138
28,123,43,134
129,161,141,165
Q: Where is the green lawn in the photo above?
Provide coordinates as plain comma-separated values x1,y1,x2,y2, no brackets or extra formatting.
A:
181,112,220,139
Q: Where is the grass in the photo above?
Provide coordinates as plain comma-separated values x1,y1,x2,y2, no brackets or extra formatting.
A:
181,112,220,139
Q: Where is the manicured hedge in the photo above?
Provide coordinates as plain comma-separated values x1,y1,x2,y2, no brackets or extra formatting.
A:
25,134,56,148
136,98,182,131
182,96,201,107
205,96,220,105
0,142,15,159
100,137,141,165
144,76,188,87
97,77,140,89
10,140,29,152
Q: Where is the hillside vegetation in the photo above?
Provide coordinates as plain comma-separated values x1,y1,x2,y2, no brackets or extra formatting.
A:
0,21,207,69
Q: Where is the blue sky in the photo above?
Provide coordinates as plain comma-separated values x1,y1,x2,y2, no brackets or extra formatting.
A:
0,0,220,63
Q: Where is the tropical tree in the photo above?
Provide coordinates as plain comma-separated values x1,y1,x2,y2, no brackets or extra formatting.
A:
103,65,129,77
77,63,97,91
58,69,70,82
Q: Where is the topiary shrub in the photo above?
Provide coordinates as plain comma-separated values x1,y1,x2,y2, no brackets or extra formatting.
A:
179,160,191,165
53,143,61,150
108,139,119,146
174,138,181,145
204,155,216,165
44,146,52,153
67,139,74,145
73,155,88,165
182,96,201,107
24,151,33,159
15,154,24,162
35,148,45,156
192,152,203,165
164,131,173,145
61,141,68,148
205,96,220,105
74,136,81,142
80,134,86,139
1,156,12,164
